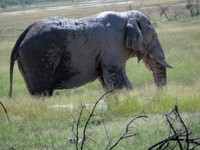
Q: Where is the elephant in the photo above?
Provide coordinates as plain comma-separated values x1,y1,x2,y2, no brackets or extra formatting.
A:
9,10,173,97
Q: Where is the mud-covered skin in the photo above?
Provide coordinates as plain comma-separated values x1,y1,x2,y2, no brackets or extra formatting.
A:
9,11,172,97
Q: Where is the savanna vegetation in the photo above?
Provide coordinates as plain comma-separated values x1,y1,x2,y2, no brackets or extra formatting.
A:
0,0,78,8
0,0,200,149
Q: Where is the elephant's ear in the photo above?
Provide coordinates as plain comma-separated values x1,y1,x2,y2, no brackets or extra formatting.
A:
125,17,144,61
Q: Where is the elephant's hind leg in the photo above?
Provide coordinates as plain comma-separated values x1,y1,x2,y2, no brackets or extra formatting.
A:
27,79,54,97
25,75,55,96
18,59,55,97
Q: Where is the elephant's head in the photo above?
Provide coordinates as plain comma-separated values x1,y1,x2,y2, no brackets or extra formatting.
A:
125,11,173,87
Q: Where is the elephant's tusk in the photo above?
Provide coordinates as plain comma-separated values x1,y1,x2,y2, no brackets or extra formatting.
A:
156,58,173,69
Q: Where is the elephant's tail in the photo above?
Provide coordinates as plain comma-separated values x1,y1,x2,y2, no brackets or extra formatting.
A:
9,24,33,98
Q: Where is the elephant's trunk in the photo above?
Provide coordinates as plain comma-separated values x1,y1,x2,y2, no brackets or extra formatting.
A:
142,39,173,87
152,61,166,87
143,57,167,87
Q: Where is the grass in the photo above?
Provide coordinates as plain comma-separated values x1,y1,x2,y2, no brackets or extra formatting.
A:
0,0,200,149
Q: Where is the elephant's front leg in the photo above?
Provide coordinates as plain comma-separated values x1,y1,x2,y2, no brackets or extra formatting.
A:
102,65,133,90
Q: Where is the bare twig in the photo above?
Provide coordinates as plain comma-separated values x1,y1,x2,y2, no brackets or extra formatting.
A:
80,90,114,150
173,106,190,149
71,90,149,150
103,118,113,150
75,101,85,150
108,115,148,150
158,4,169,19
166,113,183,149
149,105,200,150
71,115,77,139
87,136,104,149
0,101,10,122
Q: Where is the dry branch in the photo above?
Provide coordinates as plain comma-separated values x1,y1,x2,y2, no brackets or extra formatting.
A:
76,101,85,150
149,105,200,150
69,90,148,150
0,101,10,122
159,4,169,19
80,90,114,149
108,115,148,150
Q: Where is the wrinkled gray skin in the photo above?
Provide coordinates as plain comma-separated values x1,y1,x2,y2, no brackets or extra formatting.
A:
9,10,173,97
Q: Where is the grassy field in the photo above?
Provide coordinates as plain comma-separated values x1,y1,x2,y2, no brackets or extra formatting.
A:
0,0,200,149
